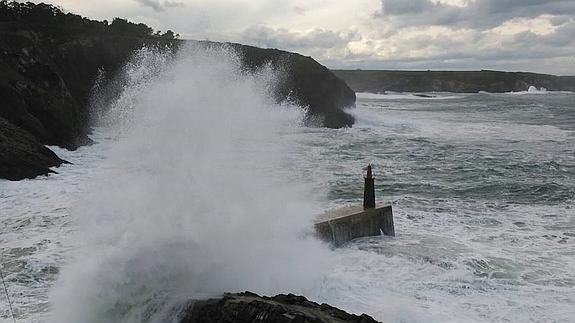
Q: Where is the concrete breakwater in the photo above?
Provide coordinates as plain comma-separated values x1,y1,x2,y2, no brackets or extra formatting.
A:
315,165,395,247
315,204,395,247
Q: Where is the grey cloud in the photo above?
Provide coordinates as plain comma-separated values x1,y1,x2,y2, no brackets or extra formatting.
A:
378,0,575,29
382,0,438,15
293,6,307,15
537,19,575,45
134,0,184,12
241,25,360,50
321,15,575,75
233,4,575,75
425,25,572,61
327,36,575,74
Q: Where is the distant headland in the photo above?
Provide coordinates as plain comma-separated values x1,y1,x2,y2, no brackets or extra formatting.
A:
332,69,575,93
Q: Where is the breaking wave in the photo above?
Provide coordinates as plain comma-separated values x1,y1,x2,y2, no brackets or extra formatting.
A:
48,43,332,323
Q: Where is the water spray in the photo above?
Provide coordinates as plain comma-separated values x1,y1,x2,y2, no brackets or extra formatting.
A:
0,261,16,323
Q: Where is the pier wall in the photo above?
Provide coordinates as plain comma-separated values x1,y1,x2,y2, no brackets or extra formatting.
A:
314,205,394,247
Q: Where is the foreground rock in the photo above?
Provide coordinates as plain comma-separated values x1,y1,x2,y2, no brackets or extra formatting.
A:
0,2,355,180
179,292,380,323
333,69,575,93
231,43,355,128
0,116,66,180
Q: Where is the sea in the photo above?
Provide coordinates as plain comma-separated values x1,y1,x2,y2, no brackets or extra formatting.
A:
1,44,574,323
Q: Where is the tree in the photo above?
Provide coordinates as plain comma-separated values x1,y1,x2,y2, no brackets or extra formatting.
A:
110,18,153,37
161,30,174,39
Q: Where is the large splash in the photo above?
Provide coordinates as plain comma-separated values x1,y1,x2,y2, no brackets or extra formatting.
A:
49,43,332,323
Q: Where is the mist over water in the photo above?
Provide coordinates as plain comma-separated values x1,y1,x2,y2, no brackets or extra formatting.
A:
48,44,332,323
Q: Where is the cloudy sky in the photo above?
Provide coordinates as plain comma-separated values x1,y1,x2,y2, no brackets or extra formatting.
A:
43,0,575,74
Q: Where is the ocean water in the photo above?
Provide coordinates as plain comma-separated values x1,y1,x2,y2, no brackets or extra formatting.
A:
302,92,575,323
1,47,574,322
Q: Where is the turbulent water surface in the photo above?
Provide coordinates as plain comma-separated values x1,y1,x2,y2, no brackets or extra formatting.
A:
1,47,574,323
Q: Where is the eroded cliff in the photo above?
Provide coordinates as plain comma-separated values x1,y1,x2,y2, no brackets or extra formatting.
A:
0,2,355,180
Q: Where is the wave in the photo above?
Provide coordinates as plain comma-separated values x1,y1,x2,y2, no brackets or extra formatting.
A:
48,43,332,323
479,86,574,95
506,86,550,95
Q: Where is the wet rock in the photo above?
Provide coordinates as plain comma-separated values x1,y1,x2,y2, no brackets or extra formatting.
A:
179,292,380,323
0,31,91,150
0,116,66,180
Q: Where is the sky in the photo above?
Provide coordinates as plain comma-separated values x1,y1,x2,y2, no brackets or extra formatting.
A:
40,0,575,75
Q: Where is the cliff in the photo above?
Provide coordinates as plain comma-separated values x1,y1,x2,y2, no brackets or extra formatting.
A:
0,1,355,180
230,43,355,128
333,69,575,93
0,116,66,180
178,292,380,323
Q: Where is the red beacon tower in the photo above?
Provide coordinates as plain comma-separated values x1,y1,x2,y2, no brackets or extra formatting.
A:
363,164,376,210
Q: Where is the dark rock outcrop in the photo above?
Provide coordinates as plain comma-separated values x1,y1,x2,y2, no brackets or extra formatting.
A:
0,2,355,180
1,28,91,150
0,2,181,179
0,116,66,180
0,18,178,151
179,292,380,323
230,44,355,128
333,69,575,93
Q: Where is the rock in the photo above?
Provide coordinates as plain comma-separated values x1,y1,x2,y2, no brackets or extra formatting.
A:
0,116,66,180
228,43,355,128
0,18,177,151
0,34,91,150
333,69,575,93
178,292,380,323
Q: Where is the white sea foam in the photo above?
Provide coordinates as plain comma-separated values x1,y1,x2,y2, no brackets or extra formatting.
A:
48,44,332,323
495,86,575,95
504,85,549,95
351,103,573,145
292,95,575,322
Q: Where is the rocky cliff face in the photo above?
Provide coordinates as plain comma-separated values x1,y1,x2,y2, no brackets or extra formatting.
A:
0,2,355,180
333,69,575,93
0,24,163,151
231,43,355,128
0,32,175,179
178,292,380,323
0,116,66,180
